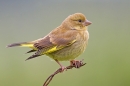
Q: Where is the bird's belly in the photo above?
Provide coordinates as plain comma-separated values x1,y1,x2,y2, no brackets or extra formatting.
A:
46,40,87,61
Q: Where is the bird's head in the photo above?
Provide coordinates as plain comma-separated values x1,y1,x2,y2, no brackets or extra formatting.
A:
62,13,92,30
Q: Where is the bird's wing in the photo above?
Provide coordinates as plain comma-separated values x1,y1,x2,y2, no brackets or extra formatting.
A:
26,28,78,60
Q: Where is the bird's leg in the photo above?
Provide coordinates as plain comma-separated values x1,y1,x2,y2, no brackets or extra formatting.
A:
70,60,83,68
55,59,67,72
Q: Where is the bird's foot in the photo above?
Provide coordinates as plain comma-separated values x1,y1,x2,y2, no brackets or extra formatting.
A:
70,60,84,68
59,66,67,73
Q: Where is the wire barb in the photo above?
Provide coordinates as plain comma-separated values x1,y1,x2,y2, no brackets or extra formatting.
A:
43,59,86,86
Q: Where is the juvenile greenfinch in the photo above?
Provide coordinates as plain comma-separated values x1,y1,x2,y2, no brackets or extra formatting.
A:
7,13,92,71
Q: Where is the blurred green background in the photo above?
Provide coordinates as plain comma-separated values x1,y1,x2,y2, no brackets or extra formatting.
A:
0,0,130,86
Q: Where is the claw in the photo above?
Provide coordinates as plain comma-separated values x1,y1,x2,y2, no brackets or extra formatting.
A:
70,60,83,68
60,66,67,72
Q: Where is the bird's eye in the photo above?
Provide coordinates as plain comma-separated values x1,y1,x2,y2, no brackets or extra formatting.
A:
78,19,82,22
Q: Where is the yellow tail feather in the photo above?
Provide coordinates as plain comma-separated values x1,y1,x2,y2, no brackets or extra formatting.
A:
7,42,34,49
20,43,34,47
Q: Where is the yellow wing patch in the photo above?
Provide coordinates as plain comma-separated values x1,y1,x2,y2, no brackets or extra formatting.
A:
44,46,61,54
44,39,76,54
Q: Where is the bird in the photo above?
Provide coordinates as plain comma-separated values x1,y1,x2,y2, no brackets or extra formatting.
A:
7,13,92,72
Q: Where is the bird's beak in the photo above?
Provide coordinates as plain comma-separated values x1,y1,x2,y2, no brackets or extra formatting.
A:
83,20,92,26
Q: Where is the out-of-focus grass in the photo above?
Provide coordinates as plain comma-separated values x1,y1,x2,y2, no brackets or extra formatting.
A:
0,0,130,86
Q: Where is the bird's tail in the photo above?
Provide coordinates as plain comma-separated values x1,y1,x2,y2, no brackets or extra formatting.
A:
7,42,34,48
